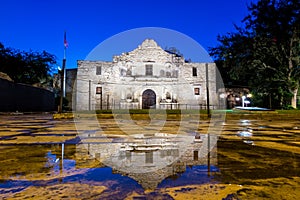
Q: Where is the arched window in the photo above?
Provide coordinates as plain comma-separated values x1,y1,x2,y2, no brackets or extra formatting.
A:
166,92,171,99
126,69,132,76
166,71,171,77
126,62,132,76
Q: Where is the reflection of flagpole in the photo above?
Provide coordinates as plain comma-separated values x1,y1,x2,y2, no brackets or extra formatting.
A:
59,142,65,181
62,142,64,170
206,63,211,118
207,133,211,176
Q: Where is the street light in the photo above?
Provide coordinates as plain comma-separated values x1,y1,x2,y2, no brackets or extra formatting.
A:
244,100,250,107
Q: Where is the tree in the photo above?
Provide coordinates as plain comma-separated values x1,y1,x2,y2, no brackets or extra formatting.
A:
0,43,56,87
210,0,300,108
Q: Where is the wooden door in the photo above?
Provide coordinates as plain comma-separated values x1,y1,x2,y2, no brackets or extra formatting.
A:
142,89,156,109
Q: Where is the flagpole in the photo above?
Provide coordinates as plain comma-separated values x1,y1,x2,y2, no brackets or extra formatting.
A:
63,45,66,98
63,31,67,98
64,43,66,60
63,57,66,98
59,31,67,113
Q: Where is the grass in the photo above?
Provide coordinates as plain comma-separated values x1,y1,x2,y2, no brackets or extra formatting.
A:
276,109,300,114
55,109,300,120
95,109,300,115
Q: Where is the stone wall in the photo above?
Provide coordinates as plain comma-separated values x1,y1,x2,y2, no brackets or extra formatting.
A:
0,78,55,112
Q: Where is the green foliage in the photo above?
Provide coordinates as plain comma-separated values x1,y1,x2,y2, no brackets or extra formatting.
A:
210,0,300,108
283,105,296,110
0,43,56,86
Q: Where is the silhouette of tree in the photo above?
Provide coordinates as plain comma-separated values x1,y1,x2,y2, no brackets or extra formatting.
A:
210,0,300,108
0,43,56,88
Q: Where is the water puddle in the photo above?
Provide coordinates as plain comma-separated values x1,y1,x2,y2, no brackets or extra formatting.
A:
0,143,219,199
0,115,299,199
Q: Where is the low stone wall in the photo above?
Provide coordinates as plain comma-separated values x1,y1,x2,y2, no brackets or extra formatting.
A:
0,78,55,112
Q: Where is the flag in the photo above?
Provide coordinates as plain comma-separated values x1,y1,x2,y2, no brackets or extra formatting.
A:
64,31,69,48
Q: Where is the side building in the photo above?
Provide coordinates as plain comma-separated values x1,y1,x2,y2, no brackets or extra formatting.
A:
75,39,218,110
53,68,77,111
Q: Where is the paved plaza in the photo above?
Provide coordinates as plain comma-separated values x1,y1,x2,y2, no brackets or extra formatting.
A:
0,113,299,199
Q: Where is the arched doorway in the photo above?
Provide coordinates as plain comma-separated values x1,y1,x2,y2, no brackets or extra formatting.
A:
142,89,156,109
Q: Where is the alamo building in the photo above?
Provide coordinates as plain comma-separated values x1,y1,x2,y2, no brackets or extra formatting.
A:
75,39,218,110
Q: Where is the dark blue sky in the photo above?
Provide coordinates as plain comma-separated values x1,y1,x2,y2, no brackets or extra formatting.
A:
0,0,256,71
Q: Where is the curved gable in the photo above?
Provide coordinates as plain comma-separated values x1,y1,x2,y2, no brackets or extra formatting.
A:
113,39,182,64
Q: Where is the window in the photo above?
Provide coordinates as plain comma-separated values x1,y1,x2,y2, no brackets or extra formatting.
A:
126,69,132,76
192,67,197,76
145,64,153,76
172,70,178,78
120,69,126,76
96,87,102,94
166,71,171,77
96,66,101,75
194,88,200,95
193,150,199,161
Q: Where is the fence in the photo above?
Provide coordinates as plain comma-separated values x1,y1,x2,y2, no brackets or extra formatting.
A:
89,101,219,110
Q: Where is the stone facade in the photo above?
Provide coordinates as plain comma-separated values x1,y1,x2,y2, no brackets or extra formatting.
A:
75,39,217,110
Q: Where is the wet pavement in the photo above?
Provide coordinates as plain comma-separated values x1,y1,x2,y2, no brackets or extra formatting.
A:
0,113,299,199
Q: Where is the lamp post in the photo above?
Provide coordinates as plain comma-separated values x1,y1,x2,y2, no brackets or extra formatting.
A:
96,86,102,110
242,96,246,107
219,93,225,109
235,97,240,107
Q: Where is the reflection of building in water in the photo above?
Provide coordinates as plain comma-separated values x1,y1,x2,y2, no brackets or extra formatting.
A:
75,39,218,110
76,133,217,190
